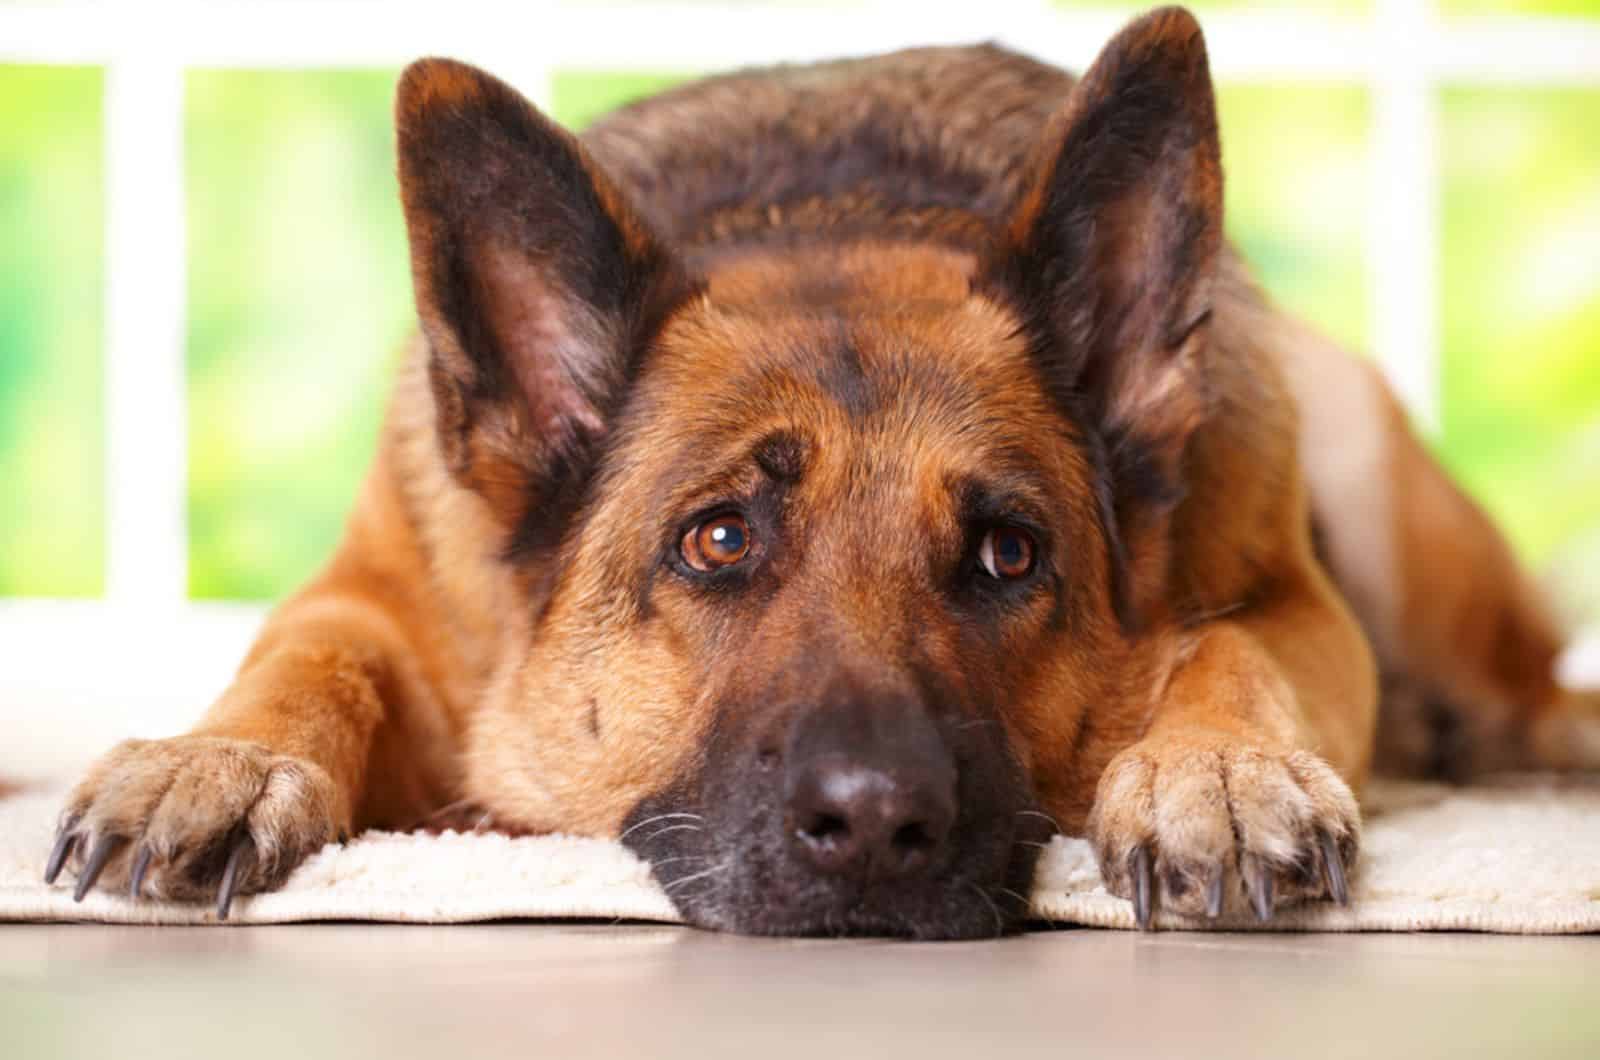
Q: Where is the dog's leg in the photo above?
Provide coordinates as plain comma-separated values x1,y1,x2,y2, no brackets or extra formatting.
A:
1087,549,1376,926
1276,316,1597,777
48,465,455,914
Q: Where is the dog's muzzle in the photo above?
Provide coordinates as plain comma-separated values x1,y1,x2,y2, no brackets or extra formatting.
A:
620,681,1044,939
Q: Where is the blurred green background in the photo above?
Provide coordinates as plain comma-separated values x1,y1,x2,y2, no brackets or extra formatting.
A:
1,1,1597,617
0,65,104,598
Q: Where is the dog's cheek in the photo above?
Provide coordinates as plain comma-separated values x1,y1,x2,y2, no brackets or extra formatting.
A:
463,632,713,837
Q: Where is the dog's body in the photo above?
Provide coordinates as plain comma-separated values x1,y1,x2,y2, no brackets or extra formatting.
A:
51,9,1597,937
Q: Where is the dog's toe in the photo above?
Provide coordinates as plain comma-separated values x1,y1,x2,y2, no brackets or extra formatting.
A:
1088,733,1360,928
49,736,342,912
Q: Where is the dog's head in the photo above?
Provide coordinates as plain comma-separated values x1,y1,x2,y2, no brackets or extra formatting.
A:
394,8,1222,938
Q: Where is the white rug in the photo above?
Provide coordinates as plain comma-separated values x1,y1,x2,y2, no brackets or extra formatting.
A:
2,776,1597,933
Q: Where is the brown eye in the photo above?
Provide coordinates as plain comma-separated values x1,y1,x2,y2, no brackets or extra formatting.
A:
682,513,752,572
978,526,1035,580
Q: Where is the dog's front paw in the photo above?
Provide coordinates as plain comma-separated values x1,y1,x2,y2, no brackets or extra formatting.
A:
46,736,342,918
1087,733,1359,928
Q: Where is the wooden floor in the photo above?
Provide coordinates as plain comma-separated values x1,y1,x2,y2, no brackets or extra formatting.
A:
3,923,1596,1059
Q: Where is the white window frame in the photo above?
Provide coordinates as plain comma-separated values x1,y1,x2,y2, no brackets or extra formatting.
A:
2,0,1598,773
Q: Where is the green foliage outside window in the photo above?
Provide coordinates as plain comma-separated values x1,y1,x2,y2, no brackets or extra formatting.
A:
0,65,104,597
185,70,409,599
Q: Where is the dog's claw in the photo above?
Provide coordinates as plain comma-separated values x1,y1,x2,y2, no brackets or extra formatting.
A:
74,834,123,902
44,818,80,885
1130,844,1154,930
128,844,153,900
216,835,252,921
1245,860,1275,922
1319,830,1349,906
1204,872,1225,919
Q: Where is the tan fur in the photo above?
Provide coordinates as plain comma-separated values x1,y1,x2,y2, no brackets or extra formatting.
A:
56,12,1592,923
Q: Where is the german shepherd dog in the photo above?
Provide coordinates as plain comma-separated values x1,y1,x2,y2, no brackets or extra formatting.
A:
47,7,1599,937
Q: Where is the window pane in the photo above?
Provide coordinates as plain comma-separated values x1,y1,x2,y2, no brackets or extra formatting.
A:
186,70,411,601
1438,88,1600,614
0,65,104,597
1218,84,1371,353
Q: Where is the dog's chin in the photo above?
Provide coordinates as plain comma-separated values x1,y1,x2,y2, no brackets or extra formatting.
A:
666,870,1036,940
636,813,1047,939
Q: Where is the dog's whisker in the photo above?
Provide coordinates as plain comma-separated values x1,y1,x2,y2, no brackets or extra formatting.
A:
968,881,1005,939
663,863,729,894
647,855,707,870
1013,839,1053,851
1015,809,1064,834
997,886,1031,908
618,813,705,842
641,823,704,844
420,797,475,821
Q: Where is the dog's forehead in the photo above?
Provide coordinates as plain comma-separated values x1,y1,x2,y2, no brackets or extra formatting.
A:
638,243,1058,465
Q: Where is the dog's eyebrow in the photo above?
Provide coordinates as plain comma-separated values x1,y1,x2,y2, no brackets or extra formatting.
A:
647,428,809,531
752,429,810,483
952,472,1050,531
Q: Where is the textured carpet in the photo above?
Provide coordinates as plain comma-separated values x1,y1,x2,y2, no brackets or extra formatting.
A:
2,776,1597,932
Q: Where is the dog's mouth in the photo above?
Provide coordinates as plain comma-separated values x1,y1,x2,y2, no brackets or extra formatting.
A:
620,700,1047,940
624,805,1048,940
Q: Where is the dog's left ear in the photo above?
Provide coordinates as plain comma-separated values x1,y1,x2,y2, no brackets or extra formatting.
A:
985,7,1222,521
395,58,691,548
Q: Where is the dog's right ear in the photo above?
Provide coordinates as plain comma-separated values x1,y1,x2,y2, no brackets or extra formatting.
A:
980,8,1222,626
395,58,691,548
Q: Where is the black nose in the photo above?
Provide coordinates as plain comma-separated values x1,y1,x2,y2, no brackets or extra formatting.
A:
788,755,956,879
783,695,958,882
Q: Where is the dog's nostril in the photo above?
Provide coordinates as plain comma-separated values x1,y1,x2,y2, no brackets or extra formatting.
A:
892,821,934,852
802,813,850,844
786,760,955,880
